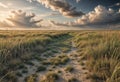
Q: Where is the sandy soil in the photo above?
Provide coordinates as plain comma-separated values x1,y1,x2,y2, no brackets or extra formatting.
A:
16,39,91,82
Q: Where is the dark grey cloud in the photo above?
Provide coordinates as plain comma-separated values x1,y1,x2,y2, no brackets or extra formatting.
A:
36,0,84,17
50,5,120,28
75,5,120,25
7,10,43,27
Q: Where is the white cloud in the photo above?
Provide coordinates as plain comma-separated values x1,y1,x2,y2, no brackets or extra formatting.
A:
6,10,43,27
116,3,120,6
34,0,84,17
37,12,60,19
50,5,120,28
110,3,120,7
49,20,69,26
27,0,32,3
22,7,35,11
0,2,8,8
76,0,81,3
75,5,120,25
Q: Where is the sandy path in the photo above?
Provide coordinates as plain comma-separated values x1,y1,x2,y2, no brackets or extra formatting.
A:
53,41,91,82
16,38,91,82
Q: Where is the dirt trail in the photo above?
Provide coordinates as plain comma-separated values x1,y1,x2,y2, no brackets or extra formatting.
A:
17,37,91,82
63,41,91,82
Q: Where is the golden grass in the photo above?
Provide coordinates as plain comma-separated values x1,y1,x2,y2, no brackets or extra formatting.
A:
73,31,120,82
0,30,119,82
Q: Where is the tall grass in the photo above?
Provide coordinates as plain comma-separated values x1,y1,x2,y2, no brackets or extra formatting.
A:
73,31,120,82
0,31,71,82
0,30,119,82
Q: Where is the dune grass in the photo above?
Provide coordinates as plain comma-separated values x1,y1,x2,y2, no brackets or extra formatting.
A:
65,65,74,72
40,72,59,82
0,30,119,82
0,31,71,82
73,31,120,82
67,77,78,82
49,54,69,65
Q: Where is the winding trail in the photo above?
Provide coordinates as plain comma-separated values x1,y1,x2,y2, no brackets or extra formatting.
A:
63,41,91,82
16,36,91,82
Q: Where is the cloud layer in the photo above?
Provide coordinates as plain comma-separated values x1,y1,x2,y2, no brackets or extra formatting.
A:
0,10,43,28
0,2,8,8
75,5,120,25
76,0,81,3
0,21,12,27
36,0,84,17
50,5,120,28
7,10,43,27
110,3,120,7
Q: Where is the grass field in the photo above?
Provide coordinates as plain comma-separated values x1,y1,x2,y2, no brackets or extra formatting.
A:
0,30,119,82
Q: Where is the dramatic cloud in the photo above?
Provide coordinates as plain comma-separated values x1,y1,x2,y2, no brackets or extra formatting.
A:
7,10,43,27
50,5,120,28
36,0,84,17
75,5,120,25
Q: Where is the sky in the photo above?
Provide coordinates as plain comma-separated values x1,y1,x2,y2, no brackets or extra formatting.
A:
0,0,120,30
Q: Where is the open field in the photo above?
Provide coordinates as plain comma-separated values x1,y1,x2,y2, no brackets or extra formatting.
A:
0,31,120,82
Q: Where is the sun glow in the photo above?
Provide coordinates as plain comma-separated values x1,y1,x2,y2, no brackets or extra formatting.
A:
0,12,9,21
